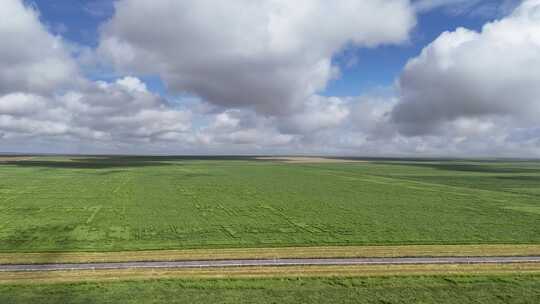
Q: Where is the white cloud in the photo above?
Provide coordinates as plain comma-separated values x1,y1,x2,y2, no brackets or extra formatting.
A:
99,0,416,115
278,96,350,134
115,76,148,93
0,93,47,115
3,0,540,157
0,0,191,151
0,0,78,95
0,77,191,144
393,0,540,136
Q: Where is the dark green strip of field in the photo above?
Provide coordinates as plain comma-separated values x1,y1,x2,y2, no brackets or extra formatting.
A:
1,275,539,304
1,156,540,252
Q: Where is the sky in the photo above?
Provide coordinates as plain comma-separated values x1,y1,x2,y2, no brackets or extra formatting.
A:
1,0,539,157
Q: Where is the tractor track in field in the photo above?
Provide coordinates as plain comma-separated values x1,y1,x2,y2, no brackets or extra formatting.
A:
1,256,540,272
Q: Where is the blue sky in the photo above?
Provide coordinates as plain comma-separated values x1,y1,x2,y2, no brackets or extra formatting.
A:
30,0,114,46
326,8,496,96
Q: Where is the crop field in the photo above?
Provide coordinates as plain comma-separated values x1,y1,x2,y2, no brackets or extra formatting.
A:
1,156,540,252
1,275,539,304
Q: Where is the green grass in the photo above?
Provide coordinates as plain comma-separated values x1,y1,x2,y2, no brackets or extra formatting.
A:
1,156,540,252
1,275,539,303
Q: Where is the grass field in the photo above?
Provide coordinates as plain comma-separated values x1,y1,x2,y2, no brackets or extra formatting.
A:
2,262,540,285
1,275,539,303
1,156,540,252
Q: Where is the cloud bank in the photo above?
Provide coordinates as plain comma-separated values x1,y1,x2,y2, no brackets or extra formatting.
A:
99,0,416,115
391,0,540,155
2,0,540,156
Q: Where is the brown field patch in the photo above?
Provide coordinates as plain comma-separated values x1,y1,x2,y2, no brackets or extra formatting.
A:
1,244,540,265
0,156,33,162
255,157,367,163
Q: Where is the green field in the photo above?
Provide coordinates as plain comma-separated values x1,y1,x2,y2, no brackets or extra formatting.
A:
1,275,539,304
1,156,540,252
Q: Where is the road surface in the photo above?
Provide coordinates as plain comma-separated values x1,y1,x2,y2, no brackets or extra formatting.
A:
1,256,540,272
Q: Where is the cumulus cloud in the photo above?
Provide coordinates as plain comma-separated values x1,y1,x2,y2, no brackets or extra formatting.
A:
62,78,192,141
197,109,294,148
277,96,350,134
0,93,48,116
0,1,191,149
0,0,78,95
99,0,416,115
1,0,422,154
0,77,191,143
393,0,540,136
3,0,540,157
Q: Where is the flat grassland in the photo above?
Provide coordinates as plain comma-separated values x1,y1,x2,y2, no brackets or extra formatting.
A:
1,275,539,304
3,244,540,265
1,156,540,252
2,262,540,285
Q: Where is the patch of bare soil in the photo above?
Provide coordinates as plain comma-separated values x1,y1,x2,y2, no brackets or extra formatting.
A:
0,157,33,162
256,157,367,164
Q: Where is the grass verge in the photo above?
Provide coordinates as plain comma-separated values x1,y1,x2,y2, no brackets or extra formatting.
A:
1,262,540,285
1,244,540,265
2,275,540,304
